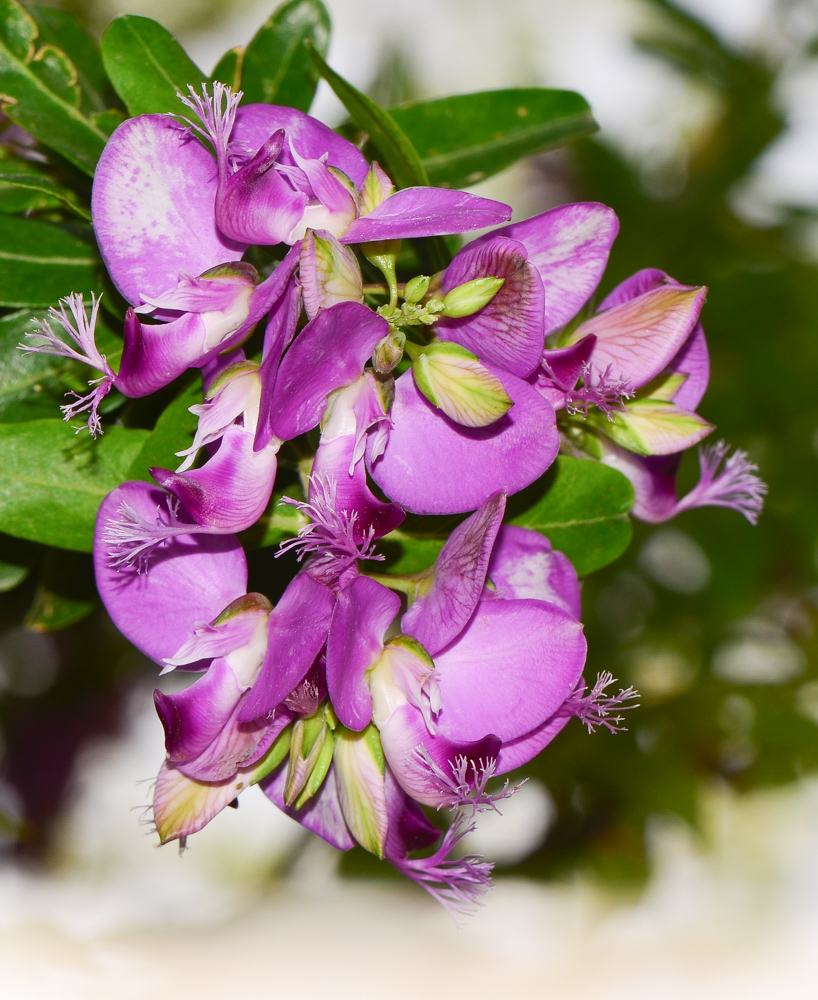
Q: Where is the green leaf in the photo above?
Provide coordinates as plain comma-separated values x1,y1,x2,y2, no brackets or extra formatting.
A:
0,0,108,174
241,0,329,111
389,88,597,190
0,419,150,551
210,45,243,91
126,377,202,481
0,532,37,592
101,14,208,117
27,5,113,113
0,215,99,307
0,308,78,422
306,41,427,189
508,456,634,576
23,548,96,631
0,169,91,217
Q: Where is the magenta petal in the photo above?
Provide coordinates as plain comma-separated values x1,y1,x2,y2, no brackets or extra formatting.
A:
576,285,707,389
155,657,242,764
151,425,277,532
402,492,506,656
368,368,558,515
495,713,571,774
598,267,672,309
535,335,597,407
486,525,581,619
238,573,335,721
437,238,545,377
383,767,439,860
311,434,405,542
341,188,512,243
270,302,388,440
94,482,248,666
255,248,303,451
599,443,681,523
115,310,208,398
232,105,369,188
327,576,401,732
435,598,586,743
261,762,355,851
667,323,710,411
487,203,618,336
378,702,501,808
217,134,307,245
92,115,246,306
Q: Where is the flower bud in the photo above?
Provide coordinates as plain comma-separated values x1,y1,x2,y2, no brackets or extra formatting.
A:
441,276,504,318
410,340,513,428
333,723,388,858
300,230,363,320
372,329,406,374
358,162,395,216
403,275,430,304
284,704,337,807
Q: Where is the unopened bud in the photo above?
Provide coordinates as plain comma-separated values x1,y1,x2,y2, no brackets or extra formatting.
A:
441,276,504,318
411,340,513,428
372,329,406,374
358,162,395,216
284,706,336,807
403,274,430,304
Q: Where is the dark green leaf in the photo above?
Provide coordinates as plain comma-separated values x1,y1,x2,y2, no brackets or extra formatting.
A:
0,215,99,307
28,4,113,113
0,419,150,551
508,456,634,576
23,548,96,631
306,41,427,189
126,376,202,481
0,0,108,174
389,88,597,190
379,531,444,575
101,14,208,117
248,491,308,549
0,169,90,217
0,531,37,592
211,45,243,91
241,0,330,111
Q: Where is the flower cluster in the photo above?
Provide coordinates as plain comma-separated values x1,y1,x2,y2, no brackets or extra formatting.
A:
23,83,764,915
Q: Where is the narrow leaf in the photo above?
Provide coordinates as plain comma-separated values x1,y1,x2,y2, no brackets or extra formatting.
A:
0,169,91,217
508,456,634,576
389,88,597,190
0,215,100,306
0,419,150,551
101,14,208,117
126,377,202,481
241,0,330,111
210,45,243,91
28,5,113,112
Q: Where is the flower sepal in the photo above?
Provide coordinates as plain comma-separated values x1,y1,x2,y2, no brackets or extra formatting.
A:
587,396,714,456
333,722,389,858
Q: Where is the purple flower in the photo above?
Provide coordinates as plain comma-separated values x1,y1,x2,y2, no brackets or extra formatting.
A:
180,83,513,247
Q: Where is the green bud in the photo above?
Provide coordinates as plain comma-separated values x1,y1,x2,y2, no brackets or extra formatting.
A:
249,725,292,786
441,276,504,318
372,329,406,374
285,708,335,807
403,274,430,304
411,340,513,428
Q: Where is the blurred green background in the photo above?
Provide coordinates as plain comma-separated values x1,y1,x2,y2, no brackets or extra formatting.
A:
1,0,817,895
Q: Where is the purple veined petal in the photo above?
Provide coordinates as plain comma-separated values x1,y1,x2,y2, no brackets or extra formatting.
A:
326,576,401,732
154,656,243,765
667,323,710,412
495,713,572,774
255,248,303,451
340,187,512,243
485,203,619,336
536,335,598,408
368,367,559,515
232,105,369,189
238,573,336,722
402,492,506,656
164,595,270,667
383,766,439,861
92,115,246,306
216,133,308,245
152,759,248,844
269,302,388,441
568,285,707,390
261,761,356,851
597,267,672,310
486,525,581,619
115,310,208,398
434,597,586,744
377,702,501,808
311,433,405,543
598,441,681,522
436,238,545,378
94,482,248,666
151,424,278,533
